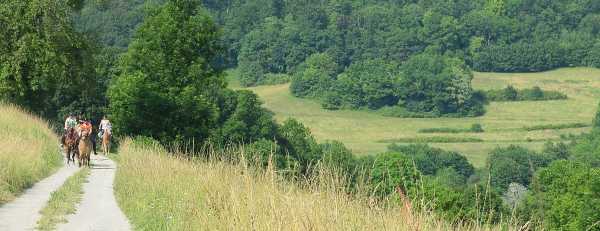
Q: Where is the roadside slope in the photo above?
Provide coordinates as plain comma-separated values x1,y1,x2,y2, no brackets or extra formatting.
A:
0,104,63,204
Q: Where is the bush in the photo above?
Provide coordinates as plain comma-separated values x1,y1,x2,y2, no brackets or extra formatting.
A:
470,123,484,133
257,73,291,85
487,145,552,191
418,123,484,133
522,123,589,131
472,40,565,72
485,86,567,102
569,130,600,168
387,144,475,179
379,137,484,143
245,139,283,168
369,152,421,197
519,160,600,230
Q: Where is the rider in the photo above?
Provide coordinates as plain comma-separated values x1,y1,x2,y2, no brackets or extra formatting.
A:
99,115,112,137
78,117,93,137
64,113,77,131
62,113,77,145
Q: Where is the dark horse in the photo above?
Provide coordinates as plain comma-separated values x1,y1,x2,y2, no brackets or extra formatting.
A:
62,128,79,165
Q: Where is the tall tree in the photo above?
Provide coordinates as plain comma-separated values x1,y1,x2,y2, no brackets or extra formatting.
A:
108,0,225,144
0,0,98,121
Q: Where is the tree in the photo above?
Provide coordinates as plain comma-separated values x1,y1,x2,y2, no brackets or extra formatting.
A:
277,118,323,174
521,160,600,230
370,152,421,197
388,144,475,179
108,0,225,145
290,53,338,98
398,53,484,116
0,0,98,122
487,145,551,191
213,90,278,145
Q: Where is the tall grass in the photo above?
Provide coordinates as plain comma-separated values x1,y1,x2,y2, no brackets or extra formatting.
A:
0,104,62,204
115,140,512,230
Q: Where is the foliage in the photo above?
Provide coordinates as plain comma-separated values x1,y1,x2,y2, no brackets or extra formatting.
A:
379,137,484,144
0,0,100,122
419,179,506,224
276,118,323,174
319,140,355,173
369,152,420,197
419,123,484,133
387,144,474,179
487,145,553,191
290,53,338,99
520,160,600,230
115,139,484,230
523,123,589,131
211,90,278,145
569,130,600,168
108,0,277,147
397,54,486,116
485,86,567,102
74,0,165,49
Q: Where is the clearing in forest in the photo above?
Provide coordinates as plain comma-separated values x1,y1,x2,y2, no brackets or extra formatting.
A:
241,68,600,167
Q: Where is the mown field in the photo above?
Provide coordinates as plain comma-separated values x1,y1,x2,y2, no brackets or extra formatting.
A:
0,104,62,204
239,68,600,167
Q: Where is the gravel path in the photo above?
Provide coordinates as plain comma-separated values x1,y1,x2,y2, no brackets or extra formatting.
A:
57,154,131,231
0,163,79,231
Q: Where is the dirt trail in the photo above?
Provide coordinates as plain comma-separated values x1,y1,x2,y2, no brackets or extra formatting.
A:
0,164,79,231
57,154,131,231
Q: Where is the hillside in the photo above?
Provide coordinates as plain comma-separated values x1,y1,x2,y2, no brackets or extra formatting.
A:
244,68,600,167
114,139,505,231
0,104,62,204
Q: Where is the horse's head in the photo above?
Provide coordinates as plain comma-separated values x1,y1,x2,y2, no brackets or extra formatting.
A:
80,130,90,140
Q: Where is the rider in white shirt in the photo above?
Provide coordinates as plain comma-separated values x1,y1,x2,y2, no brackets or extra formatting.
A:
99,116,112,135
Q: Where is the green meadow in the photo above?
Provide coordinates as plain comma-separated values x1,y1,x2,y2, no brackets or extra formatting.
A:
240,68,600,167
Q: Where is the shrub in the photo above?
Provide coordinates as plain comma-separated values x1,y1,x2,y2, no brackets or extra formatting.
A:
418,123,484,133
470,123,484,133
378,137,484,143
485,86,567,102
369,152,421,197
487,145,552,191
387,144,475,179
520,160,600,230
522,123,589,131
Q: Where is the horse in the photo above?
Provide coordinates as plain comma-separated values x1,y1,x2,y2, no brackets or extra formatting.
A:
62,128,79,165
78,130,92,168
102,129,111,155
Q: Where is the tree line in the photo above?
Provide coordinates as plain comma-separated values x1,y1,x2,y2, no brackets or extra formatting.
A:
72,0,600,117
1,0,598,229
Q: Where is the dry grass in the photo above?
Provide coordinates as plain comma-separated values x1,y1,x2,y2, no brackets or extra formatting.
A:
0,104,62,204
114,140,513,231
242,67,600,167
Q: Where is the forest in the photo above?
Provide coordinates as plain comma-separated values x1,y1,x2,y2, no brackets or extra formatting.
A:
0,0,599,230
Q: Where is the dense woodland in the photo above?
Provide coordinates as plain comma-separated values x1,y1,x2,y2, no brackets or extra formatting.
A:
0,0,599,230
73,0,600,116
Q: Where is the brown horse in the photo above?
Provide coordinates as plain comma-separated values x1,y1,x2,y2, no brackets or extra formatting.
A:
102,130,111,155
62,128,79,165
78,130,92,167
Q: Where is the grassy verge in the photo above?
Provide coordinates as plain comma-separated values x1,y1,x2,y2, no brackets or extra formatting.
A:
115,140,509,230
0,104,62,204
36,168,89,231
